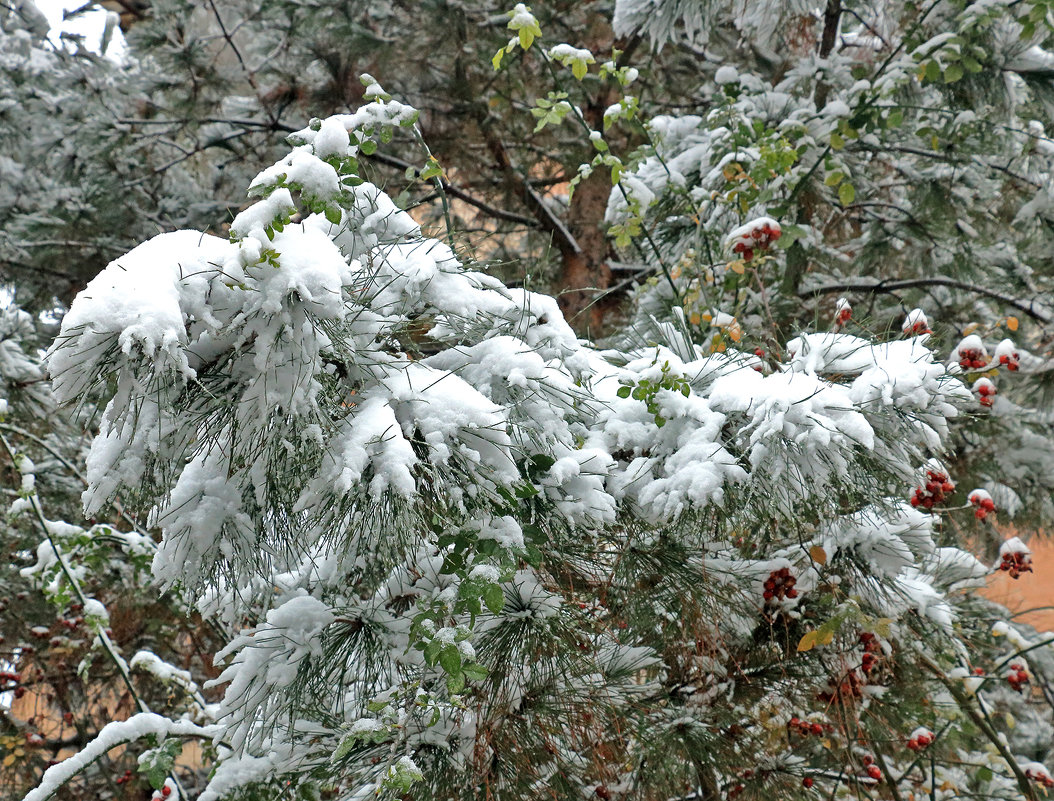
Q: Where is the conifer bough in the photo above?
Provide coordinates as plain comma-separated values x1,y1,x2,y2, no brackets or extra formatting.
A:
33,83,1054,801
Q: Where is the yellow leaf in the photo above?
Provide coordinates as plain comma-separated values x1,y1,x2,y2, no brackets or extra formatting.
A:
1007,316,1019,331
818,629,834,646
729,260,746,275
2,754,15,767
689,313,701,326
809,545,827,566
797,631,818,652
962,322,979,336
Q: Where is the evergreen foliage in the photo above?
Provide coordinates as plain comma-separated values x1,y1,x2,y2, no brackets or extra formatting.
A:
2,2,1054,801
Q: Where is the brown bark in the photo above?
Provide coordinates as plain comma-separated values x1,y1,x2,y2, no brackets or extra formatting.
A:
558,168,616,334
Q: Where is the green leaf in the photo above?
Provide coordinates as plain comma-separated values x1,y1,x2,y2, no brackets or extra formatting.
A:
324,206,342,225
446,669,465,694
924,59,941,82
572,59,588,80
515,482,539,498
977,767,993,782
359,139,377,155
616,385,632,398
838,182,856,205
420,157,443,181
463,663,489,681
439,644,462,675
483,583,505,614
527,454,556,473
333,734,356,761
610,162,622,185
492,48,505,70
518,27,534,49
137,740,181,791
824,170,844,187
886,109,903,129
830,132,845,151
524,544,543,567
943,63,964,83
962,56,982,73
423,640,441,665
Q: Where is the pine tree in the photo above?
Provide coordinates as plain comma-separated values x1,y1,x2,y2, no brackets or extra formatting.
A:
23,58,1054,800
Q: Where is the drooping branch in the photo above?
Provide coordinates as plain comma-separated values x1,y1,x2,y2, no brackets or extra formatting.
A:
801,277,1052,324
367,151,540,228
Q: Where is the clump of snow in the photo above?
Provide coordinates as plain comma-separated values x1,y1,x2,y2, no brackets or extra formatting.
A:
715,65,739,85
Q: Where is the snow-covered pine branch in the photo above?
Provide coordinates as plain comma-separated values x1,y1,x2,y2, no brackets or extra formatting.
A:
34,80,1050,799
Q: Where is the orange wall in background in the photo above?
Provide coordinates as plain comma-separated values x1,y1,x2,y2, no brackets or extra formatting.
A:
985,537,1054,631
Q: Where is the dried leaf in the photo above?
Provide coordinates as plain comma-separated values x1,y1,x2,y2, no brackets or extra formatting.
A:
797,631,818,652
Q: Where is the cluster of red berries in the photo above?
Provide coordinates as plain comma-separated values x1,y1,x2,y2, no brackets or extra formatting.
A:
753,347,766,373
861,755,882,782
835,298,852,326
973,377,997,407
1007,663,1030,693
819,670,864,703
728,218,781,262
859,632,883,675
998,551,1033,580
1025,768,1054,788
789,717,829,737
909,468,954,510
902,309,931,336
115,770,135,786
956,336,989,370
995,339,1020,371
968,490,996,520
763,567,798,603
906,729,934,752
